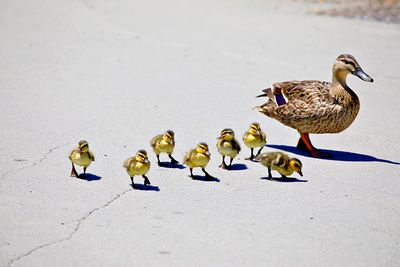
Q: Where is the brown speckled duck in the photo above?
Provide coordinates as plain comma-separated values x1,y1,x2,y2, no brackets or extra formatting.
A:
256,54,373,158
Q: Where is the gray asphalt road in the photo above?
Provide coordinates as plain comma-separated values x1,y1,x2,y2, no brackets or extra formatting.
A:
1,0,399,266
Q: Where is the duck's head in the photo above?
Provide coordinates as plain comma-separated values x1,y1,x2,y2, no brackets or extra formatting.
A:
78,140,89,152
196,143,210,156
248,122,261,135
333,54,373,84
163,130,175,142
289,158,303,177
135,150,148,163
218,128,235,141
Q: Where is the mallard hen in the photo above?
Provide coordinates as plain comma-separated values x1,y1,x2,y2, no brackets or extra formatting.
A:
256,54,373,158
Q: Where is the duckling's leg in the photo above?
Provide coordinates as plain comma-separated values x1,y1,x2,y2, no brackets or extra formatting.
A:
130,177,134,185
189,168,194,177
245,148,254,160
156,154,161,166
70,163,78,177
83,167,87,174
202,168,213,180
219,156,228,169
142,175,151,185
228,157,234,168
298,133,331,158
168,154,179,164
268,166,272,178
255,147,264,157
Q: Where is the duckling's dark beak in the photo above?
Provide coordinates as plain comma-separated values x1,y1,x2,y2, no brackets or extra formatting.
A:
299,170,303,177
353,68,373,82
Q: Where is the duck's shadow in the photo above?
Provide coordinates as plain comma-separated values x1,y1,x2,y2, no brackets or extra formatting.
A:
226,163,248,171
261,176,308,183
131,184,160,191
267,144,400,165
158,162,186,169
77,173,102,181
191,175,220,182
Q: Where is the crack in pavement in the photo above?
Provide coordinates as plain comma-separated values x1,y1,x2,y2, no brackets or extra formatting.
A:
7,188,132,267
0,143,70,180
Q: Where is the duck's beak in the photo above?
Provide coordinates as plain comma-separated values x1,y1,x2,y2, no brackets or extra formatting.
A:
299,170,303,177
353,68,374,82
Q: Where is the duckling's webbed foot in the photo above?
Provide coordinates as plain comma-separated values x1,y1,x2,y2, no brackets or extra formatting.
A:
245,148,255,160
142,175,151,185
202,168,213,180
228,158,234,169
168,154,179,164
70,163,78,177
219,156,228,169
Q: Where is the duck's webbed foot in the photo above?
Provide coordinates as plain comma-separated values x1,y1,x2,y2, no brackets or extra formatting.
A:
219,156,228,169
298,133,332,158
142,175,151,185
245,148,254,160
70,163,79,177
169,154,179,164
202,168,213,180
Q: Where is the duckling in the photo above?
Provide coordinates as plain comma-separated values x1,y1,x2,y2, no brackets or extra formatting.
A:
216,128,241,169
183,143,212,179
69,140,95,177
151,130,179,165
255,151,303,179
242,122,267,160
123,150,151,185
256,54,373,158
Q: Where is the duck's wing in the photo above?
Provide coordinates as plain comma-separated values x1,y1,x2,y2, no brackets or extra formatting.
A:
150,134,162,147
232,139,241,153
123,157,135,169
258,80,332,120
89,151,95,161
266,80,331,105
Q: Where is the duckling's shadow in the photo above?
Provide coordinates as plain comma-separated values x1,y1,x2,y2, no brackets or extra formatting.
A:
261,176,308,183
227,163,248,171
191,175,220,182
267,144,400,165
158,162,186,169
77,173,102,181
131,184,160,191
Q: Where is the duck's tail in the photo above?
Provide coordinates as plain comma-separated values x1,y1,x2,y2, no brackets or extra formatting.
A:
255,85,285,117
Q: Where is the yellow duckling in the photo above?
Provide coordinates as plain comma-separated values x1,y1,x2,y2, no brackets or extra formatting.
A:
123,150,151,185
255,151,303,179
150,130,179,165
242,122,267,160
183,143,212,179
216,128,241,169
69,140,95,177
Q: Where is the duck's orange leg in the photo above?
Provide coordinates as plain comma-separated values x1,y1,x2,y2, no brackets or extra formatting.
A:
297,133,332,158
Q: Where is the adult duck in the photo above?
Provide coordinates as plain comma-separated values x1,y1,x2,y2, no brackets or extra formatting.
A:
256,54,373,158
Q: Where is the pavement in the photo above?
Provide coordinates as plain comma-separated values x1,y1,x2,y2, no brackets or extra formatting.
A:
0,0,399,266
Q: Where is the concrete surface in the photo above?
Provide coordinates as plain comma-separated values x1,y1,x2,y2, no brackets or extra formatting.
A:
0,0,399,266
